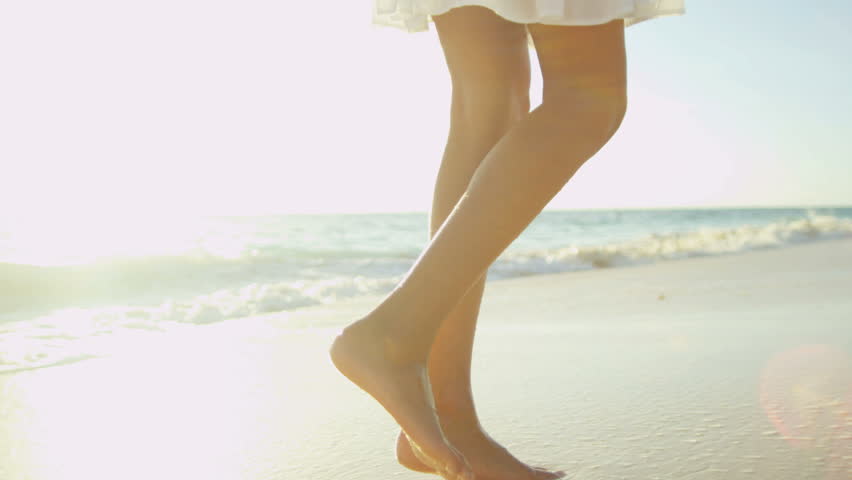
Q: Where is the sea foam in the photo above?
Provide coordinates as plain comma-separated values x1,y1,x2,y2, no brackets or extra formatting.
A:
1,211,851,374
494,212,852,277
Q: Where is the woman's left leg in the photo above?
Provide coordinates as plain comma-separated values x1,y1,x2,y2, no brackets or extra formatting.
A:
393,7,562,479
330,15,627,480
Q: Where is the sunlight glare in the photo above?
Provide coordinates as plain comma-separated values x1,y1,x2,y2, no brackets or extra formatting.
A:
1,213,228,266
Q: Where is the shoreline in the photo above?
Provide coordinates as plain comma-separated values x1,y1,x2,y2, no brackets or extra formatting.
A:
1,238,850,479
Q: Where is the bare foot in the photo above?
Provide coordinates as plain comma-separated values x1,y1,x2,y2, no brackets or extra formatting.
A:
329,325,473,480
396,424,565,480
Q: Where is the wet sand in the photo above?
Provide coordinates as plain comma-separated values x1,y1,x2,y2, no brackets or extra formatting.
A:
1,239,851,479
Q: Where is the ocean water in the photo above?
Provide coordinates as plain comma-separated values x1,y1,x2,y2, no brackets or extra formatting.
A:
1,207,851,374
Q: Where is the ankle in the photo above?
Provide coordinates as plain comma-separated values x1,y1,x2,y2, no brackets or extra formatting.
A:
342,320,429,366
433,393,480,427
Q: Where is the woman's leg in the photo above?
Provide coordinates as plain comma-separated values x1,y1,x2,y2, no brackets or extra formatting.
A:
330,12,627,480
392,7,561,480
424,6,529,421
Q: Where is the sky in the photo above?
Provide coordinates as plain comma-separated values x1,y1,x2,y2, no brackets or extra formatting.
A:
0,0,850,217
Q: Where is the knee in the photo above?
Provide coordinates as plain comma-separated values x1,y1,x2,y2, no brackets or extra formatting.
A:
597,89,627,140
451,79,530,135
541,85,627,143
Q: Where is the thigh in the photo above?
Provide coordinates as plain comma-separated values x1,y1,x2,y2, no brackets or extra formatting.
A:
527,20,626,103
432,6,531,101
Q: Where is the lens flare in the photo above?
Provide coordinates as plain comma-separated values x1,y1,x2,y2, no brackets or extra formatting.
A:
760,344,852,478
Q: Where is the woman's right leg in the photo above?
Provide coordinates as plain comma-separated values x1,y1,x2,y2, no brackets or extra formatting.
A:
393,7,561,480
330,12,627,480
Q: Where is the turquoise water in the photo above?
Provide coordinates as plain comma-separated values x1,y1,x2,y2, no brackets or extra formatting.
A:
1,206,851,373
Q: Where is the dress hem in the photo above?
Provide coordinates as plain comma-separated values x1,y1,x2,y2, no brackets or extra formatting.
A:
373,1,685,35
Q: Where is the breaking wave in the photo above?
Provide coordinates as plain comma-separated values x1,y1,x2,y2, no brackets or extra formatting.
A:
1,210,850,374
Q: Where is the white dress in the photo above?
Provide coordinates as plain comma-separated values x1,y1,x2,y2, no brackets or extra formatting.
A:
374,0,684,33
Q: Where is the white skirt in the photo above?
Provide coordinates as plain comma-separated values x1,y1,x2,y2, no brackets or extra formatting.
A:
374,0,685,32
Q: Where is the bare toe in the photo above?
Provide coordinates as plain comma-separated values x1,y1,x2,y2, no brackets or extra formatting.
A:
532,467,566,479
398,421,566,479
329,327,471,479
396,430,434,473
408,434,472,480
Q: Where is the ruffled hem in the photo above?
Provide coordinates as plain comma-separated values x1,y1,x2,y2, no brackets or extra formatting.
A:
374,0,685,33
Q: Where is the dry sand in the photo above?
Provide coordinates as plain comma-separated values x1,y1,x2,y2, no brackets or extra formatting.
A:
1,239,851,479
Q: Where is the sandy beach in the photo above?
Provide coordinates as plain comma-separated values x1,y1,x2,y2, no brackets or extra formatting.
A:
2,238,851,480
